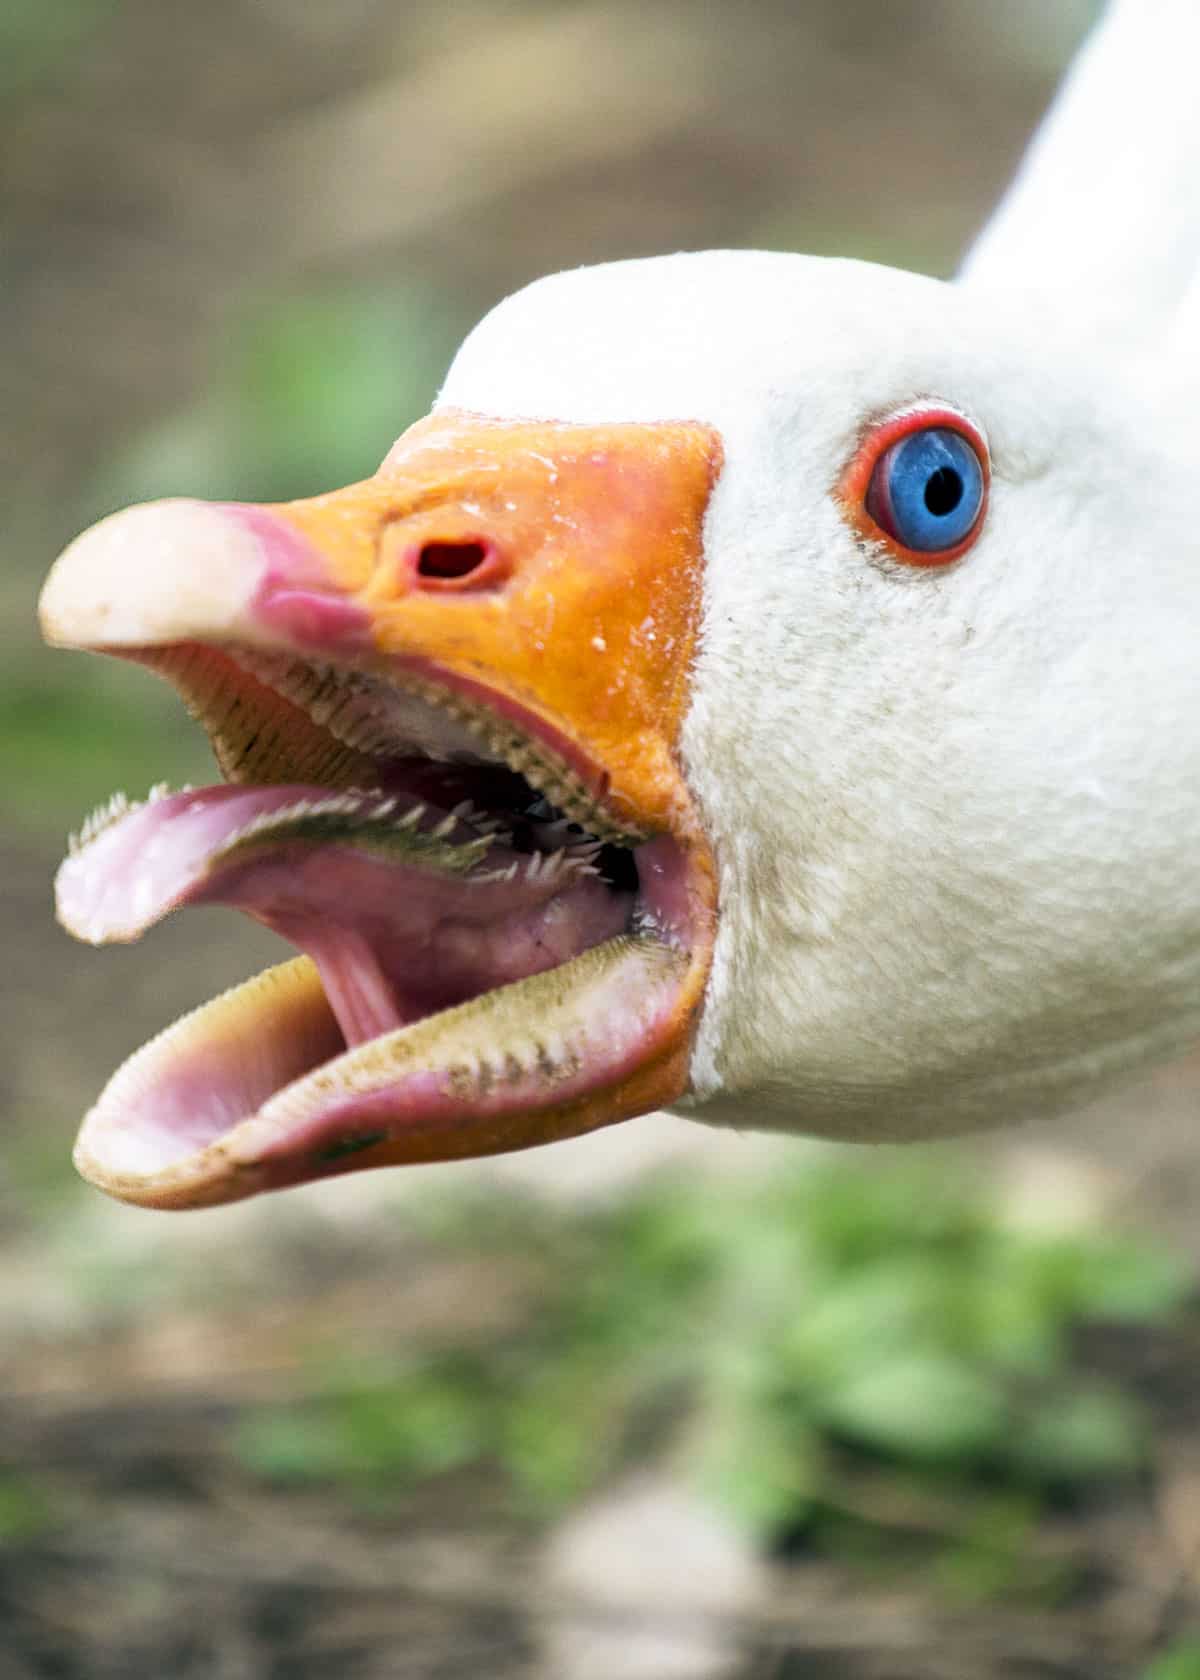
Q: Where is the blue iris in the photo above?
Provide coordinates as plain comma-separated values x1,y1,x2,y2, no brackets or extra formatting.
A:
868,426,984,553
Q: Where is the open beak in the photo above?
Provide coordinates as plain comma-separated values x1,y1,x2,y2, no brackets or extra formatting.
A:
40,410,722,1208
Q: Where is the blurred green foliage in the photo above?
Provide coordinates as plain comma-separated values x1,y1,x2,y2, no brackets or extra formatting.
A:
100,280,465,510
234,1158,1191,1595
1145,1643,1200,1680
0,1471,56,1543
0,660,212,834
0,0,118,105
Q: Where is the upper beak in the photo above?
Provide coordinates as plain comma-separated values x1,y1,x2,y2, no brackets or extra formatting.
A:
41,409,721,837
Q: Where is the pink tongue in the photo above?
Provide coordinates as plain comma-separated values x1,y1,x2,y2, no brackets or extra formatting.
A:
57,786,632,1046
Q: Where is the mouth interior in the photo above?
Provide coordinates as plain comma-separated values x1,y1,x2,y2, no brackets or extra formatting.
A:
57,645,696,1197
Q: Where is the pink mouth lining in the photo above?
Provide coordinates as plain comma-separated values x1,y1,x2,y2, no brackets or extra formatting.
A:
79,935,689,1202
59,770,698,1204
58,780,633,1045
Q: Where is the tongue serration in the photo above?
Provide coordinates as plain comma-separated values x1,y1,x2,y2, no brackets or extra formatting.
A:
56,784,494,945
58,779,635,1071
58,781,675,1211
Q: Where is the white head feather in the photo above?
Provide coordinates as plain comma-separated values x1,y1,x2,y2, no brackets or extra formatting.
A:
961,0,1200,361
434,8,1200,1141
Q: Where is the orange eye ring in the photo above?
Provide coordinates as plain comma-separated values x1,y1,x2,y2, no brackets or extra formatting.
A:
838,404,990,567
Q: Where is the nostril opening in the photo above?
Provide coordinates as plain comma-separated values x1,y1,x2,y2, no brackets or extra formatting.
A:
416,539,492,580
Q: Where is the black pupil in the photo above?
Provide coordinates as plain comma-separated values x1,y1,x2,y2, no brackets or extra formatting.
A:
924,465,963,518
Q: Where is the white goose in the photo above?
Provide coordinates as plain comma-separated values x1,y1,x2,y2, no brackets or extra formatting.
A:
39,0,1200,1209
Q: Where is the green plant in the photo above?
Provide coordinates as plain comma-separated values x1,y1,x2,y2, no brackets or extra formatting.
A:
0,0,118,105
1144,1640,1200,1680
0,1472,56,1543
96,278,465,510
232,1157,1191,1574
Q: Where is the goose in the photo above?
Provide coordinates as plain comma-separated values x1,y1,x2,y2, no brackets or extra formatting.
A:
38,0,1200,1210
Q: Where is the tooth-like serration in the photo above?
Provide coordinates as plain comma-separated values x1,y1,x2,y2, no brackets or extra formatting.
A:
69,785,193,857
223,649,640,848
211,791,495,872
68,786,152,853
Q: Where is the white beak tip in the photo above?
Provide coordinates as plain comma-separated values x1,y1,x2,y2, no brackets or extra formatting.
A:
39,498,266,651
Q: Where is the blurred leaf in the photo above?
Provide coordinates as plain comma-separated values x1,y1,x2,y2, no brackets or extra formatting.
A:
818,1352,1009,1464
98,280,467,512
781,1258,954,1396
101,404,241,510
0,668,210,828
693,1403,821,1539
335,1362,489,1479
499,1359,618,1510
1059,1236,1191,1324
932,1496,1031,1602
932,1493,1077,1606
1012,1385,1145,1485
234,1408,352,1485
226,1156,1192,1548
237,1356,493,1490
962,1266,1063,1377
1145,1642,1200,1680
0,0,118,104
0,1473,55,1543
787,1161,985,1272
1003,1230,1191,1328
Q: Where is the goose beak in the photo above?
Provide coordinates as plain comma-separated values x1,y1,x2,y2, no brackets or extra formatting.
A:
39,410,723,1207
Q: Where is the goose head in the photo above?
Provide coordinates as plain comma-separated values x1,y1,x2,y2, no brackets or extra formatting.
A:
39,246,1200,1208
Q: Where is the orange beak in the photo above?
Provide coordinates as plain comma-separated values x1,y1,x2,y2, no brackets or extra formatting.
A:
266,410,719,835
40,410,724,1207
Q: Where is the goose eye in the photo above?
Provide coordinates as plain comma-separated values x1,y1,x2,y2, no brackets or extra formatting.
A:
864,423,986,559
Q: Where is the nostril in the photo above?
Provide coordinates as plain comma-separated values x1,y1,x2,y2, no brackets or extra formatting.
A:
416,539,493,581
404,532,509,593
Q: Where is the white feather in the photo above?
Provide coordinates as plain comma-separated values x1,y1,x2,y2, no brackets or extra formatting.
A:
961,0,1200,355
438,219,1200,1140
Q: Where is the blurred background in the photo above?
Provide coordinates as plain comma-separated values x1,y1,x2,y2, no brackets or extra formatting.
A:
6,2,1200,1676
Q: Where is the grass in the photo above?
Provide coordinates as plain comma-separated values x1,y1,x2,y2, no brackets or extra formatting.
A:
0,1471,57,1544
0,0,119,105
1146,1646,1200,1680
1,666,210,835
95,278,465,512
232,1156,1192,1598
